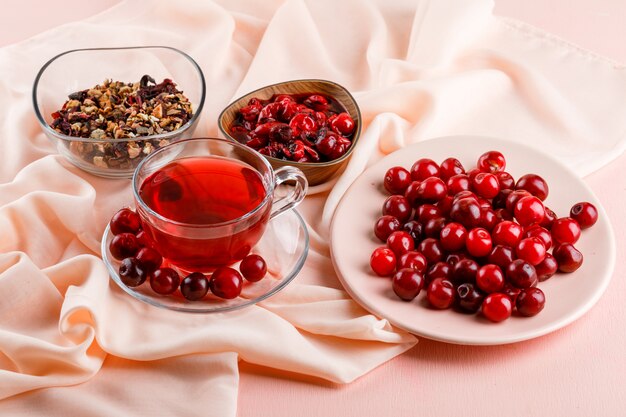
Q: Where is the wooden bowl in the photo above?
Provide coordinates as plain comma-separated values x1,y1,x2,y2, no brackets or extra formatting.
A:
218,79,361,186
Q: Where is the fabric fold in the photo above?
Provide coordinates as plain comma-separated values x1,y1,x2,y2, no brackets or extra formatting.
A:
1,0,625,415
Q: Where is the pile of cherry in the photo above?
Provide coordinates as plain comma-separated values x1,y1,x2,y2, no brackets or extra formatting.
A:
107,208,268,301
229,92,356,162
370,151,598,322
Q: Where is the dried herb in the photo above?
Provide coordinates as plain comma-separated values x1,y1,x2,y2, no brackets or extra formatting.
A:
49,75,193,170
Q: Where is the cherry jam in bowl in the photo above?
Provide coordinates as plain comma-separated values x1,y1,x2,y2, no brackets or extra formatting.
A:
218,79,361,186
132,137,308,272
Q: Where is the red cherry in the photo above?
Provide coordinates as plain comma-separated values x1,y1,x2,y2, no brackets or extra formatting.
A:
447,174,471,195
374,215,402,242
439,158,465,181
506,259,538,289
303,94,329,112
466,227,493,258
477,150,506,173
424,217,447,238
436,195,454,217
135,247,163,273
524,225,553,250
404,181,422,207
387,231,415,256
480,208,498,232
181,272,210,301
516,287,546,317
472,173,500,199
440,222,467,252
384,167,412,195
149,267,180,295
516,174,549,201
329,112,355,135
456,283,485,313
535,253,558,281
481,293,512,322
494,208,513,222
427,278,456,309
397,251,428,273
289,113,316,136
466,168,481,181
109,233,139,260
487,245,515,270
515,237,546,266
136,230,157,250
476,264,505,293
492,189,513,209
416,204,443,224
382,195,412,223
392,268,424,301
492,221,524,247
569,202,598,229
451,259,479,285
502,284,521,305
416,238,445,264
505,189,532,213
495,172,515,189
417,177,447,203
449,197,482,229
552,243,583,273
209,267,243,299
402,221,424,244
370,247,397,277
240,254,267,282
110,208,141,235
551,217,581,245
514,196,545,226
426,262,452,283
410,158,440,181
119,257,146,287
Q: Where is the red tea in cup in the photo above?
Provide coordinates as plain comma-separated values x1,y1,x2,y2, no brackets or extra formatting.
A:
138,156,270,270
133,138,307,272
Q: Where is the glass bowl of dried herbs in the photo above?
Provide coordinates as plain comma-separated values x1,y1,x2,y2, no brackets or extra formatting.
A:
33,46,206,178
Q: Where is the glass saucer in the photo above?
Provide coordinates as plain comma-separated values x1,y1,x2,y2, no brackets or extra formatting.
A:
102,209,309,313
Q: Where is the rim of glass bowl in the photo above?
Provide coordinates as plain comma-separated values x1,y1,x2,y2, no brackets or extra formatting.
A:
32,46,207,144
101,209,310,313
132,137,278,229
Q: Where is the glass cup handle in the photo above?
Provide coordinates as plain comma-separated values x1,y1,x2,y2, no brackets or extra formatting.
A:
270,166,308,220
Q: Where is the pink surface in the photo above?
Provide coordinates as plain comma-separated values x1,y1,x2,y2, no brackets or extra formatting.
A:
2,1,625,416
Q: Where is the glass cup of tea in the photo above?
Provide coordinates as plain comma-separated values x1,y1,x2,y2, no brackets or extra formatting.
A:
132,137,308,271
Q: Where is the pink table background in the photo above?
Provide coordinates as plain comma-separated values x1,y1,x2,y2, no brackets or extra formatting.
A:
4,1,625,416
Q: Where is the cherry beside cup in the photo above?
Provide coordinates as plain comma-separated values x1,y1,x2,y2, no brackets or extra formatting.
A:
132,137,308,271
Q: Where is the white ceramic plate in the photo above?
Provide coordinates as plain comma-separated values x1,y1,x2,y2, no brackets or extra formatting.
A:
330,136,615,345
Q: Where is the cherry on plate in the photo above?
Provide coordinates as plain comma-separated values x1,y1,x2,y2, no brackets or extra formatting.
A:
477,150,506,173
370,247,397,277
209,267,243,299
410,158,440,181
384,167,412,195
569,202,598,229
515,173,549,201
392,268,424,301
427,278,456,309
181,272,210,301
150,267,180,295
552,243,583,273
481,293,512,322
240,254,267,282
516,287,546,317
119,257,147,287
109,233,140,260
110,208,141,235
